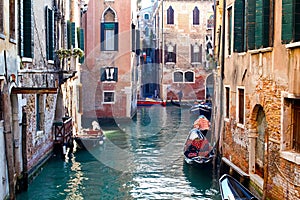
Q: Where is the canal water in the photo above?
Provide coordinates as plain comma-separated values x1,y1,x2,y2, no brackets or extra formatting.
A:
17,106,221,200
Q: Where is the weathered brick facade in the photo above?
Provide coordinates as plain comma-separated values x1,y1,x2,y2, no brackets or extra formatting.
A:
214,0,300,199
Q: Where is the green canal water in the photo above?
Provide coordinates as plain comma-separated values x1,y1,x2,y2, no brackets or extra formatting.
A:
17,106,221,200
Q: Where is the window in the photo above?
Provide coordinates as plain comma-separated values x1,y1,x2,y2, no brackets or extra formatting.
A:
144,13,149,20
248,0,273,49
100,67,118,82
103,91,115,103
36,94,45,131
282,0,300,43
173,71,194,83
0,0,4,34
20,0,34,58
78,28,85,63
191,43,202,63
233,0,246,52
46,6,54,61
237,88,245,124
167,6,174,25
225,87,230,118
293,100,300,152
227,7,232,55
193,7,199,25
207,12,214,29
174,71,183,82
184,71,194,82
9,0,15,40
101,8,118,51
164,43,176,63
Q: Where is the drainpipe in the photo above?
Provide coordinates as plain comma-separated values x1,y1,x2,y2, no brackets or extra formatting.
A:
3,51,16,199
218,0,226,155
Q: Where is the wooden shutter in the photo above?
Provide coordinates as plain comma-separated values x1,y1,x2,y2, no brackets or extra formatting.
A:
113,67,118,82
136,29,140,55
191,44,194,62
131,23,135,52
293,101,300,152
100,68,106,81
45,6,49,60
173,44,176,63
255,0,263,48
67,21,71,49
114,22,118,51
49,8,54,60
199,44,202,63
71,22,76,48
282,0,293,43
79,28,85,63
100,23,104,50
247,0,256,50
234,0,245,52
295,2,300,41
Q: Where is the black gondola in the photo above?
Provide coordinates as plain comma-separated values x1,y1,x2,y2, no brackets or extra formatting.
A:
183,128,215,165
190,103,212,120
219,174,259,200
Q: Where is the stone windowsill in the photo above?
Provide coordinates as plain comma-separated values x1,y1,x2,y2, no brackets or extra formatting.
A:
249,173,264,189
281,151,300,165
286,41,300,49
248,47,273,54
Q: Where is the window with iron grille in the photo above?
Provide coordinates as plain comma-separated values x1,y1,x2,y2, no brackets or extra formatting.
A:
191,43,202,63
103,91,115,103
164,43,176,63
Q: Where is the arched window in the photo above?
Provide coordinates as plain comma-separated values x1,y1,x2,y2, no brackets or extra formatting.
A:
101,8,118,51
167,6,174,25
165,42,176,63
144,13,149,20
185,71,194,82
193,7,199,25
173,71,183,82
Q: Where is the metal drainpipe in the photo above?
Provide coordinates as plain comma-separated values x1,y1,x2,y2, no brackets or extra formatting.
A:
218,0,226,155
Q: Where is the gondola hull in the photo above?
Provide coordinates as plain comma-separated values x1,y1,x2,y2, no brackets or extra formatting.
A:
183,129,215,166
219,174,259,200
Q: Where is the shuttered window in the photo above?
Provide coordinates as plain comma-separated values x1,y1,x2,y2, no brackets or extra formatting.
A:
227,7,232,55
233,0,246,52
247,0,273,49
164,43,176,63
131,23,135,52
77,28,85,63
67,21,76,49
22,0,33,58
193,7,199,25
282,0,300,43
100,67,118,82
45,6,54,61
167,6,174,25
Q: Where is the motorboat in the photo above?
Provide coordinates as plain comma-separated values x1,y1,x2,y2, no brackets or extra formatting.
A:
74,129,105,150
183,128,215,165
137,98,166,106
219,174,259,200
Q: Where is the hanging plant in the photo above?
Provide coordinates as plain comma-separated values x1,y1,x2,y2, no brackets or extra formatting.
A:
72,48,84,58
56,49,72,59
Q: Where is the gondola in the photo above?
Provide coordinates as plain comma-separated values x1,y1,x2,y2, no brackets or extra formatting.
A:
75,129,105,150
219,174,259,200
170,99,193,108
183,128,215,165
190,103,212,120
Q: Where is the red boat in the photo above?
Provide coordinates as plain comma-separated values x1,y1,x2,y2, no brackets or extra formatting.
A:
137,98,166,106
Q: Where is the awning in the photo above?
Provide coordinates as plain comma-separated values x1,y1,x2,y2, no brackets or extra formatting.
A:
11,87,58,94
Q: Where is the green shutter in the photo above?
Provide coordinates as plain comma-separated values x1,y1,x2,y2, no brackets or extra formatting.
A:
282,0,293,43
67,21,71,49
295,2,300,41
234,0,245,52
45,6,49,60
114,22,118,51
71,22,76,47
100,68,106,81
247,0,256,50
255,0,263,48
79,28,85,63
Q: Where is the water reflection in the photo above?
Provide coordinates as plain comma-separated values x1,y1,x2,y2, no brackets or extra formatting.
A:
17,106,221,200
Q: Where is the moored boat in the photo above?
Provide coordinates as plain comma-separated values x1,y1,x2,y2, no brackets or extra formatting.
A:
137,98,165,106
183,128,215,165
75,129,104,150
219,174,259,200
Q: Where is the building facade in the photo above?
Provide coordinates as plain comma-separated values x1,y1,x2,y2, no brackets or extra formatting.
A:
213,0,300,199
153,0,214,102
81,0,139,122
0,0,84,198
